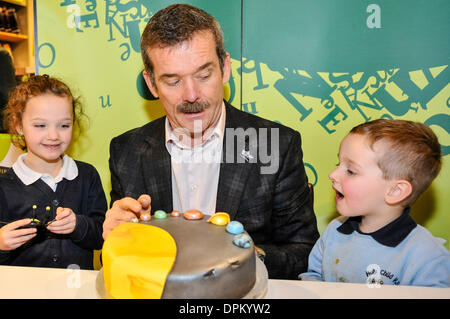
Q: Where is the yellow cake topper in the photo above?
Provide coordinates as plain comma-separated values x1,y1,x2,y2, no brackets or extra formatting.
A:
207,212,230,226
102,223,177,299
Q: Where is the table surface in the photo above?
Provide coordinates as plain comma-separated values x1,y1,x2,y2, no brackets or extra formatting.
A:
0,265,449,299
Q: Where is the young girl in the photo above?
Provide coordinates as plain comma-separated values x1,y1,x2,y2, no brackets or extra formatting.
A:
0,75,107,270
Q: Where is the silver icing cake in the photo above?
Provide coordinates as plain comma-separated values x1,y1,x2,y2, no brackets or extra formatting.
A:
141,215,257,298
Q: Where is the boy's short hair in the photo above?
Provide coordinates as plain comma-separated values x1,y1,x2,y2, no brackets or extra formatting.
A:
350,119,441,206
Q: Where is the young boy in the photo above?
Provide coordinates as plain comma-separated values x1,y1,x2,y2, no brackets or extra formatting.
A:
299,119,449,287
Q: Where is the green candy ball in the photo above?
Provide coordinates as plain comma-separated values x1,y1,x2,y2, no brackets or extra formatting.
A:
154,210,167,219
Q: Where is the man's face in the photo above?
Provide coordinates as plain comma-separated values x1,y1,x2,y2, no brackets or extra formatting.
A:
143,31,231,137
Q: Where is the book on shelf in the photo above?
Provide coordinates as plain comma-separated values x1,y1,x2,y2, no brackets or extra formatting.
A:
0,6,20,34
0,7,6,32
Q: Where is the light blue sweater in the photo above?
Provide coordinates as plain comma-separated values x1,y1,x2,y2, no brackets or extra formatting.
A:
299,214,450,287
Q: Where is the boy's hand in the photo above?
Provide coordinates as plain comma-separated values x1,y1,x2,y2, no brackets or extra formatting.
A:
46,207,76,234
0,219,37,251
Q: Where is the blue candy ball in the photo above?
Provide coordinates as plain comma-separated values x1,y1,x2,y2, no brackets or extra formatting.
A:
226,221,244,235
233,233,252,248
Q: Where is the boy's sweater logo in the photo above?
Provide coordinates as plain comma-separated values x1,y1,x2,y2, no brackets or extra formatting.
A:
366,264,400,287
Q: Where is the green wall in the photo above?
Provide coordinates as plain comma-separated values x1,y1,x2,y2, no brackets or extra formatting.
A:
3,0,444,261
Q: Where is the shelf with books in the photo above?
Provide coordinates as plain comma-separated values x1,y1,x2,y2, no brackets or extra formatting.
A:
0,30,27,42
1,0,25,7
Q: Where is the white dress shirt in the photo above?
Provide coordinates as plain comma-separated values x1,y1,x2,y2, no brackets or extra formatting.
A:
12,154,78,192
165,103,226,215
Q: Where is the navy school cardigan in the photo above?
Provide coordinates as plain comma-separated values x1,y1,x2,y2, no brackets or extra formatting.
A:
0,161,107,269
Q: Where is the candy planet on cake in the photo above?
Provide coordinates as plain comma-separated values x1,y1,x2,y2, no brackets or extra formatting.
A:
100,210,268,299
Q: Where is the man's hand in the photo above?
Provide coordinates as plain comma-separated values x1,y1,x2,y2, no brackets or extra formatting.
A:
102,194,151,239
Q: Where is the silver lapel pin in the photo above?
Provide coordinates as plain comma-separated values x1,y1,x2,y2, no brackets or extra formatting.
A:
240,149,254,162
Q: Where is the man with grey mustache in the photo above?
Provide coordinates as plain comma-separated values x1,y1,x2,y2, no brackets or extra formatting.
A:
102,4,319,279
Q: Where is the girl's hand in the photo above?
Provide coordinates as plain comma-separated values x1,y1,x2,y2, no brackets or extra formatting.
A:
0,219,37,251
46,207,76,234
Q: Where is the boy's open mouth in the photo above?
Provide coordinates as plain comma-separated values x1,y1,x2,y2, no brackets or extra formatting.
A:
335,190,344,200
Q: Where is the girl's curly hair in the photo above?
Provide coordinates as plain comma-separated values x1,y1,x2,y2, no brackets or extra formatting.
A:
2,74,86,150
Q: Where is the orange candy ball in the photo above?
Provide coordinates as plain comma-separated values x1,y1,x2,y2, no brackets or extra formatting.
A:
171,211,181,217
140,212,151,222
183,209,204,220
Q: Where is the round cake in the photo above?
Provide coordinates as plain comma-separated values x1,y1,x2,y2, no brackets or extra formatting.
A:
101,212,259,299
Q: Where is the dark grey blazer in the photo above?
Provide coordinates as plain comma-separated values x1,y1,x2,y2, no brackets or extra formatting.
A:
109,101,319,279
